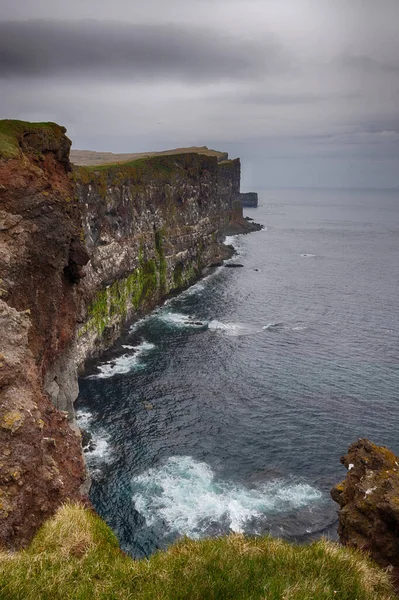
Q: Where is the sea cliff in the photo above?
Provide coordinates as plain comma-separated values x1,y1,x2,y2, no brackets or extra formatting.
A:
240,192,258,207
0,119,260,548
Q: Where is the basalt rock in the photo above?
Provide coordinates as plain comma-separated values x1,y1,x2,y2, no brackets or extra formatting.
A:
331,438,399,568
240,192,258,207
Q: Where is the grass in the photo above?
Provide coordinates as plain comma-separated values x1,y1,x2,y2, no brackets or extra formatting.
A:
0,119,63,160
70,147,228,167
0,504,395,600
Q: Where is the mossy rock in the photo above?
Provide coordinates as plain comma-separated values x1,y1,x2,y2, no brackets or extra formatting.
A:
0,120,70,162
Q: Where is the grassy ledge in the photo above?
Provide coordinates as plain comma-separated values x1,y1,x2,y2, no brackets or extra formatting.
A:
0,504,394,600
0,119,66,160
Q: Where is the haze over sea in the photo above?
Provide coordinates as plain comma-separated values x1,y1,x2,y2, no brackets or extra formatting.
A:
77,187,399,558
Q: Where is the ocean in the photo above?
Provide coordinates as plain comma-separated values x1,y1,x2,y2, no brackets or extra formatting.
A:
76,187,399,558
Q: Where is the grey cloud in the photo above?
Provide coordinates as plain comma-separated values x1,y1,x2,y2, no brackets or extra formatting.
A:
336,53,399,74
0,20,286,82
219,90,361,106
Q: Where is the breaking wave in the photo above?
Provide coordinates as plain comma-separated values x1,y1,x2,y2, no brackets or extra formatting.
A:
131,456,323,538
157,311,208,329
208,320,261,336
86,341,156,379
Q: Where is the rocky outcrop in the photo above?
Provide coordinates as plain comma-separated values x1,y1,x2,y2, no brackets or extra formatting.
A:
0,120,261,548
331,438,399,568
240,192,258,207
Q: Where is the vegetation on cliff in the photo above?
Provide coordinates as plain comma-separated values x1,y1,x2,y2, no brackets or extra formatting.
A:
331,438,399,569
0,503,394,600
0,120,69,160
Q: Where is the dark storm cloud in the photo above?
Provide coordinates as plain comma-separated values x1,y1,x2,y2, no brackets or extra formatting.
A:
0,20,285,82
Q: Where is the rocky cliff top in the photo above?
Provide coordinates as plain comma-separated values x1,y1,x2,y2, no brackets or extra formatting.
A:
331,438,399,568
0,120,71,165
70,146,229,167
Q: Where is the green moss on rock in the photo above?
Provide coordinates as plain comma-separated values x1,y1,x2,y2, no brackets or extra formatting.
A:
0,120,69,160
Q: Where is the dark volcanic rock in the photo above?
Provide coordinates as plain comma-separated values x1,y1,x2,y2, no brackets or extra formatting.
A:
331,438,399,568
225,263,244,268
240,192,258,207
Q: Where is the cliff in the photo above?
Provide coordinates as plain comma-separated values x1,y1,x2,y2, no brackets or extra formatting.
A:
0,120,260,548
331,439,399,570
240,192,258,207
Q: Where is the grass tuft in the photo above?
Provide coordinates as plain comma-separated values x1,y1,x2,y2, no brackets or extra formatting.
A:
0,503,395,600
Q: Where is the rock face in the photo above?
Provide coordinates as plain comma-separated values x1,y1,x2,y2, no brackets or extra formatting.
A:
331,438,399,567
240,192,258,207
0,121,87,549
0,120,261,548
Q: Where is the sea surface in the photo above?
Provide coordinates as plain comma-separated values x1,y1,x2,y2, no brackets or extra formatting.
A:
77,187,399,558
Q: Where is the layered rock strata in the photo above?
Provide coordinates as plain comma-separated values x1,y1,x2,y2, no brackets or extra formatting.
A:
0,120,260,548
331,438,399,568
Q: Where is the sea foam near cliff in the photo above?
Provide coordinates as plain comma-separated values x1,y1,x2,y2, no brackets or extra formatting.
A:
131,456,322,538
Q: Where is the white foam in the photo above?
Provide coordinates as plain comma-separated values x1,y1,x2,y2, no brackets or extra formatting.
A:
131,456,322,538
87,341,155,379
263,323,307,332
263,322,282,331
87,436,110,460
76,410,93,429
224,235,239,247
208,320,261,336
76,410,112,466
158,312,207,329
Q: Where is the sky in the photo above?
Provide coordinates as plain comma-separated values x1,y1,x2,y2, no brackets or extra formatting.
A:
1,0,399,189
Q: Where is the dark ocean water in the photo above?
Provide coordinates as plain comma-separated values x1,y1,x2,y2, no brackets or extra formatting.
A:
76,187,399,558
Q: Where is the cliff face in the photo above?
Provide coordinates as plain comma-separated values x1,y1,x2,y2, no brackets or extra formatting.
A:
0,122,87,548
0,120,259,548
240,192,258,207
72,154,242,370
331,439,399,568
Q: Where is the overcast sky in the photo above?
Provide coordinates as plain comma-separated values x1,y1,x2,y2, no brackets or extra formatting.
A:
1,0,399,188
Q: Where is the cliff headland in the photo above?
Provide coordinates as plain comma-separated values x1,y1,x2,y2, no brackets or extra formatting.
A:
0,119,260,548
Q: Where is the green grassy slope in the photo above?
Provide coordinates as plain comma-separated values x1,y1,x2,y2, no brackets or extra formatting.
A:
0,504,394,600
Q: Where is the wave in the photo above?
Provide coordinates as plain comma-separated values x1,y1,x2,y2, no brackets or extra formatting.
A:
263,323,308,332
131,456,322,539
263,322,284,331
208,320,261,337
85,436,110,461
86,340,156,379
76,409,111,468
158,311,208,329
76,410,92,430
223,235,239,247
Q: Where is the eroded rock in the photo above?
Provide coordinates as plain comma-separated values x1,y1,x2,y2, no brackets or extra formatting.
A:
331,438,399,567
